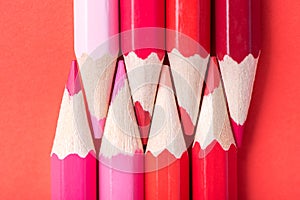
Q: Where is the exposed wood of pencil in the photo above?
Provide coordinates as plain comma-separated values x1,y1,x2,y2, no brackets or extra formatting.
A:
192,57,237,200
74,0,119,139
51,61,96,200
99,60,144,200
145,65,189,200
215,0,261,146
120,0,165,145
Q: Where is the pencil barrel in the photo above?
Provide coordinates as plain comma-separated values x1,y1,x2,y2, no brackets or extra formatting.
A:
51,152,97,200
145,150,190,200
192,142,237,200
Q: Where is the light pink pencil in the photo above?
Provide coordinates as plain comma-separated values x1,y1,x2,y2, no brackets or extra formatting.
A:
99,60,144,200
51,61,96,200
74,0,119,139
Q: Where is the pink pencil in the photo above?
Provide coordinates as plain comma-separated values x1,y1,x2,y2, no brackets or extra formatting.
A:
51,61,96,200
99,60,144,200
74,0,119,139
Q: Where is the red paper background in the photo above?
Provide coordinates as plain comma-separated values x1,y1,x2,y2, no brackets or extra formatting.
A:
0,0,299,199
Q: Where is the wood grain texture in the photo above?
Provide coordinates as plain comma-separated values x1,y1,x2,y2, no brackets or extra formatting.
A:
0,0,300,199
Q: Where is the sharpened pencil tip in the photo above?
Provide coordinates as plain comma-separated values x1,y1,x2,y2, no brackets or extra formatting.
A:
204,57,221,96
111,60,126,102
230,118,244,147
66,60,81,96
159,65,173,89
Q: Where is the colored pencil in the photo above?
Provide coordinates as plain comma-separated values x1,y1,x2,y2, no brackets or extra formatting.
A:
166,0,210,145
74,0,119,139
98,60,144,200
120,0,165,145
51,61,96,200
192,57,237,200
215,0,261,146
145,65,189,200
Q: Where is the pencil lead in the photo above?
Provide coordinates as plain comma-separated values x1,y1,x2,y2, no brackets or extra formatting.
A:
230,120,244,147
66,60,81,96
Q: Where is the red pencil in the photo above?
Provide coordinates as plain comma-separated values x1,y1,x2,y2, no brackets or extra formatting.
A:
145,65,189,200
51,61,96,200
215,0,261,146
192,57,237,200
166,0,210,145
120,0,165,145
98,60,144,200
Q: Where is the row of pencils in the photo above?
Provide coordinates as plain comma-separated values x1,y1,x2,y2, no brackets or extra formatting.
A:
51,0,260,199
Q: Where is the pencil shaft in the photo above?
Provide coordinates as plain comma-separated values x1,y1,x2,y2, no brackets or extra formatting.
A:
215,0,260,61
166,0,210,55
120,0,165,59
145,151,189,200
192,142,237,200
51,153,96,200
99,154,144,200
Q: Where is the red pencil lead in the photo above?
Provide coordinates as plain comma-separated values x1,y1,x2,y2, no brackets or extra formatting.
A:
230,120,245,147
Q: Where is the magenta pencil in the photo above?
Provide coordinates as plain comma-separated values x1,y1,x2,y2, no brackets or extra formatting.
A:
99,60,144,200
51,61,96,200
120,0,165,145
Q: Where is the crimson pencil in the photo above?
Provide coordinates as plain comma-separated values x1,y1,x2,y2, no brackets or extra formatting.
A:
120,0,165,145
51,61,96,200
215,0,261,146
166,0,210,145
192,57,237,200
98,60,144,200
145,65,189,200
74,0,119,139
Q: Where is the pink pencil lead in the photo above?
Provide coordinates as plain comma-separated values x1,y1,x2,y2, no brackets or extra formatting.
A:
66,60,81,96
